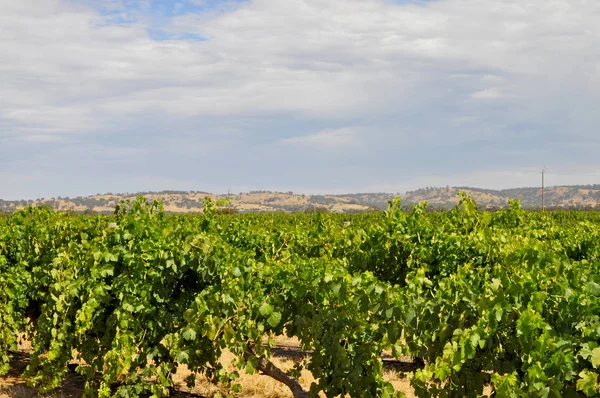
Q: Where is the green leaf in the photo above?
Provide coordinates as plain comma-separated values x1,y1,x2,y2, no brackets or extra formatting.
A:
259,302,274,316
267,311,282,327
386,307,394,319
577,370,599,396
176,350,189,363
592,347,600,368
392,344,403,357
494,304,503,322
585,282,600,296
183,328,197,341
246,360,256,375
232,384,242,393
470,333,481,350
490,278,502,291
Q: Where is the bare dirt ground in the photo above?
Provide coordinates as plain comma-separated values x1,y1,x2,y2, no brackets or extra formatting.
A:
0,336,418,398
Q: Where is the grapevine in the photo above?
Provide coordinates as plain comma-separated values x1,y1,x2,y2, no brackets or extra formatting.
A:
2,195,600,396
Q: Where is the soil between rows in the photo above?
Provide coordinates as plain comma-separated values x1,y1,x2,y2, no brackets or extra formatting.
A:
1,336,419,398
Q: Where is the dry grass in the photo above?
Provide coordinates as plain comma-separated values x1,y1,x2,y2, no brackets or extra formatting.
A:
173,350,416,398
0,334,417,397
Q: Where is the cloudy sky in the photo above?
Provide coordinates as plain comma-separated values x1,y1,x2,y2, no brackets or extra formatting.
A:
2,0,600,199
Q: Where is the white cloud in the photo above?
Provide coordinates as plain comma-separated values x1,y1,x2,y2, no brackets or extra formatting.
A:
2,0,600,131
452,116,477,124
2,0,600,197
471,87,503,100
18,134,63,143
282,128,359,150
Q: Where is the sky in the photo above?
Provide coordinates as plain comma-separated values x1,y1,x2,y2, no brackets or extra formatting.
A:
2,0,600,200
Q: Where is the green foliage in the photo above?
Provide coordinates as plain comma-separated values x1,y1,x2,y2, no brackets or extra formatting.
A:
3,195,600,396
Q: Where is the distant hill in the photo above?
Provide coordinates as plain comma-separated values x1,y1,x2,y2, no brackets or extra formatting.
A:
3,185,600,214
399,185,600,209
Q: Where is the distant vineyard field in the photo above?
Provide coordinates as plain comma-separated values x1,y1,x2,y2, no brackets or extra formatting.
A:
2,195,600,397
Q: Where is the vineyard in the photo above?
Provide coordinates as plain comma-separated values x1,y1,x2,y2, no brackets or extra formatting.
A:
2,194,600,397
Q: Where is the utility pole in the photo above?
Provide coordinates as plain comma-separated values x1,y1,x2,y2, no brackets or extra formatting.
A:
541,169,545,211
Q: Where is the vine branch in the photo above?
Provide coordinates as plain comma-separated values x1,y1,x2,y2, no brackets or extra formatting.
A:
243,346,308,398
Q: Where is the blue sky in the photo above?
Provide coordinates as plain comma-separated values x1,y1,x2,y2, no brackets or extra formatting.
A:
2,0,600,200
